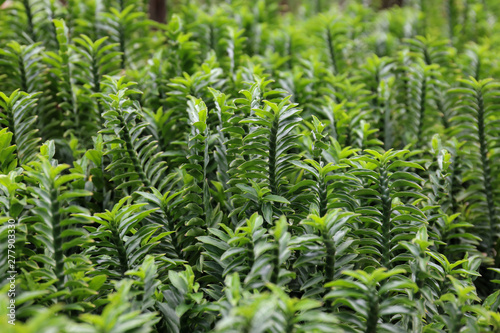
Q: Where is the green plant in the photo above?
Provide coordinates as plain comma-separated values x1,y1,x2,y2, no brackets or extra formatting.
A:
0,0,499,331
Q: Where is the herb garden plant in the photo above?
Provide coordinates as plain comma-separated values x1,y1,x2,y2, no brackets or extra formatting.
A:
0,0,500,332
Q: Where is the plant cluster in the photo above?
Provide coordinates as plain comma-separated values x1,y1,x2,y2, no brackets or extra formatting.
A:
1,0,500,332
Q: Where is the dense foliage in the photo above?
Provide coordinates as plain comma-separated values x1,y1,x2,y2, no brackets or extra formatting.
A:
1,0,500,332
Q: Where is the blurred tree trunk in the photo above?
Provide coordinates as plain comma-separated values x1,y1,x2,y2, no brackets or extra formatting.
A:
381,0,403,8
149,0,167,24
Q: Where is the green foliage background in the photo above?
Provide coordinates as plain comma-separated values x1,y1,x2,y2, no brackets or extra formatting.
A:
0,0,500,332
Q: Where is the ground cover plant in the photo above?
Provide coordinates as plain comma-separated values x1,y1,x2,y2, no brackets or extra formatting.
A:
0,0,500,331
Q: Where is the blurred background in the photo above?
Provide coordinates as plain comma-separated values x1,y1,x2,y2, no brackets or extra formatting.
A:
147,0,499,25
